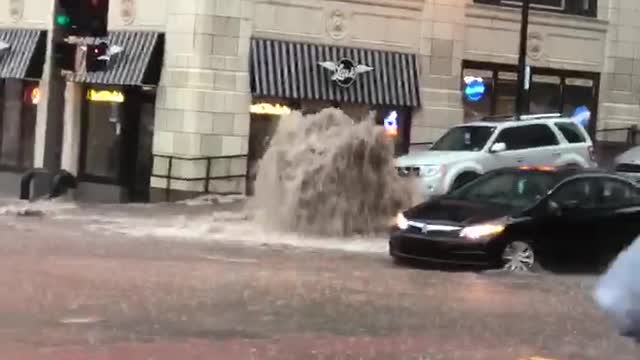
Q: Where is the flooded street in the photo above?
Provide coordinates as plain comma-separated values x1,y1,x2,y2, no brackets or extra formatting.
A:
0,200,637,359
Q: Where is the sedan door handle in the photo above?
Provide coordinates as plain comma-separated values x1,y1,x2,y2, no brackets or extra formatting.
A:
552,151,562,156
516,158,524,163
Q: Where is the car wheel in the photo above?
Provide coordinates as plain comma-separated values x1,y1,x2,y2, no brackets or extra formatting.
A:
451,172,479,190
501,240,540,273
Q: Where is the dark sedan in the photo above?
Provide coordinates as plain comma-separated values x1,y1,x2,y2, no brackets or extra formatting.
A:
389,166,640,272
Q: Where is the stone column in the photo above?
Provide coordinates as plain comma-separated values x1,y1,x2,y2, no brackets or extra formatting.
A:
598,0,640,143
33,0,65,171
151,0,253,200
60,82,82,175
410,0,465,151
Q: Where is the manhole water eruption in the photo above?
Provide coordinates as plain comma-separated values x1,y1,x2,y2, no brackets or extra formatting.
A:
252,108,420,237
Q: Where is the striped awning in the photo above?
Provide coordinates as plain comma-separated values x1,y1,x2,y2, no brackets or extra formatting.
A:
70,31,163,86
0,29,46,79
250,38,421,107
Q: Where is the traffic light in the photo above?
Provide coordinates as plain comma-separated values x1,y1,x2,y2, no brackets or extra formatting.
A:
53,41,77,72
85,41,109,72
55,0,109,38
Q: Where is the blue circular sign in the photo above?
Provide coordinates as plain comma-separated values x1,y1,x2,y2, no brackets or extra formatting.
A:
571,105,591,128
464,77,486,102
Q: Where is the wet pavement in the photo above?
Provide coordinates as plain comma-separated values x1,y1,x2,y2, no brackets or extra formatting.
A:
0,200,637,359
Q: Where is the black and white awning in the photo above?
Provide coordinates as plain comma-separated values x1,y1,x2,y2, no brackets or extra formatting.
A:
70,31,164,86
250,38,421,107
0,29,47,79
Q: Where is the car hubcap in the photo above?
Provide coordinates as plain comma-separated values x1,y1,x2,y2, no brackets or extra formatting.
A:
502,241,535,272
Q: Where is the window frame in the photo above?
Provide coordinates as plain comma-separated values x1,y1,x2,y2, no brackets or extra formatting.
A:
78,85,126,185
0,79,39,172
462,60,601,138
547,177,598,210
494,123,559,151
473,0,598,18
554,121,587,144
594,177,640,210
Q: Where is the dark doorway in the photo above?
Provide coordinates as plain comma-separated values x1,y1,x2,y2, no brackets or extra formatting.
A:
129,87,155,202
79,85,155,202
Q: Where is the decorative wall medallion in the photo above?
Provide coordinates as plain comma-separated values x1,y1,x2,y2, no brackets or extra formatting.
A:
326,10,347,40
9,0,23,22
527,31,544,60
120,0,136,25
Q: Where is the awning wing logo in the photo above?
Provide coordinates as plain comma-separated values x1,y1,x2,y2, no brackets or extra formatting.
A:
0,41,10,53
319,58,373,87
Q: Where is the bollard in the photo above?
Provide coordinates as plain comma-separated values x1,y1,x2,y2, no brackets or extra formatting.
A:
49,170,77,199
19,168,49,201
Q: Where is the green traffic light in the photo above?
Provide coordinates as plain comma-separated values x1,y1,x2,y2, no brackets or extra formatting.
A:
55,14,70,26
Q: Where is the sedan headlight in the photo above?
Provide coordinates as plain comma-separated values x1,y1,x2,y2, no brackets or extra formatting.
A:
460,223,505,240
420,165,445,178
396,212,409,230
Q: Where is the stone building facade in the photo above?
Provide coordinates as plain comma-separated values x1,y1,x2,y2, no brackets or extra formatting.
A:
0,0,635,202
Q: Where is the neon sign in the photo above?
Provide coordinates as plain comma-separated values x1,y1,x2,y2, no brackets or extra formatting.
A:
86,89,125,103
250,103,292,115
464,76,486,102
571,105,591,128
24,86,39,105
384,111,398,137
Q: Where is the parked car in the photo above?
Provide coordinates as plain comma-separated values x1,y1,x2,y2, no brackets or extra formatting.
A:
612,145,640,182
395,113,596,199
389,166,640,273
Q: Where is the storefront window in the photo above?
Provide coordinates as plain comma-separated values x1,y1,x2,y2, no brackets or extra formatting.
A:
0,80,22,166
20,84,37,169
0,79,38,170
462,69,494,122
81,87,124,180
461,61,599,135
373,107,411,156
495,72,517,116
563,78,595,133
530,75,561,114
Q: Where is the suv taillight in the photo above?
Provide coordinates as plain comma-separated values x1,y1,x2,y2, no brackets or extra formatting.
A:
588,145,596,162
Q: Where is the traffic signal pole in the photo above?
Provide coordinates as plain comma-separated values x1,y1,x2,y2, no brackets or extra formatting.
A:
515,0,531,117
34,0,66,172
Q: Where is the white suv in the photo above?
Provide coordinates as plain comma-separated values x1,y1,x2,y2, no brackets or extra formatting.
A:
396,114,597,198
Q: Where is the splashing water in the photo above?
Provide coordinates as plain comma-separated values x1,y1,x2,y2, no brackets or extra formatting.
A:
252,108,420,237
594,236,640,340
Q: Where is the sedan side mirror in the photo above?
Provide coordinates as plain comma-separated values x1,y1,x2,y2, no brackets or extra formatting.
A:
547,200,562,217
490,142,507,153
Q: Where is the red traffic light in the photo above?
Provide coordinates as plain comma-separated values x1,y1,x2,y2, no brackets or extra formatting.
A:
88,41,108,56
85,41,109,72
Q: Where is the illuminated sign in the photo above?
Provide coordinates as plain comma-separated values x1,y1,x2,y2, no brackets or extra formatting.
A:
86,89,125,103
464,76,486,102
24,86,39,105
571,105,591,128
384,111,398,137
250,103,292,115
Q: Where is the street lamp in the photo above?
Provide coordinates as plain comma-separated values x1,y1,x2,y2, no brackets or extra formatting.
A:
515,0,531,117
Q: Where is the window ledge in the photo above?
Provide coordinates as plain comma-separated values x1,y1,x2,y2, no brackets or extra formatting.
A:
466,3,609,33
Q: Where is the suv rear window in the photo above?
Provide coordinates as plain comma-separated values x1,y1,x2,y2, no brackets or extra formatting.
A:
494,124,559,150
554,121,587,143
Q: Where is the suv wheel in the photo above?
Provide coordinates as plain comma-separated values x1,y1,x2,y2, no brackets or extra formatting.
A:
451,172,479,190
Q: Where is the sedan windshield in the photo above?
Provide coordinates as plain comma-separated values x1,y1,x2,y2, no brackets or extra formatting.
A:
447,171,560,209
430,126,496,151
